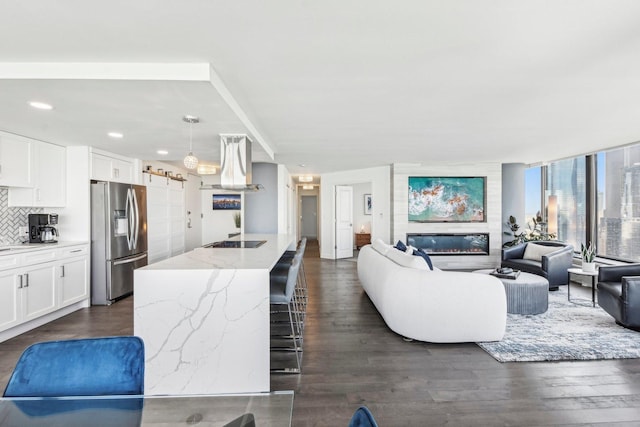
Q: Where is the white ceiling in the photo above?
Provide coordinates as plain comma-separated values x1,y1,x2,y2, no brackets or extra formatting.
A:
1,1,640,176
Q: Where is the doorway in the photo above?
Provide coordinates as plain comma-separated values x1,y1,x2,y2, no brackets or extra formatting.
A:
300,195,318,238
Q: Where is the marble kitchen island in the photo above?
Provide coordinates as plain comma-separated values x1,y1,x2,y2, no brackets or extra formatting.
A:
134,233,295,395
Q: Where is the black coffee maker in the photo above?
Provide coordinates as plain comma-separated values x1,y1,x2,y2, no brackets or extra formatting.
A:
28,213,59,243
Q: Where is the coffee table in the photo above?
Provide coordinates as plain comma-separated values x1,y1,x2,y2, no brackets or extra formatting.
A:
567,267,598,307
474,269,549,315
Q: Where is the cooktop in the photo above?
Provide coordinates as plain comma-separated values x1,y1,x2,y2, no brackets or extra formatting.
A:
204,240,266,249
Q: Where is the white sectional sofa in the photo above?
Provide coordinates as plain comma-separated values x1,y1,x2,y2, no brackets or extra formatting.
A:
357,240,507,343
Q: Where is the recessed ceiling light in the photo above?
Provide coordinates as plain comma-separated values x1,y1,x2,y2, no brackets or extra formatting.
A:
298,164,306,167
302,184,314,190
107,132,124,139
28,101,53,110
157,150,169,155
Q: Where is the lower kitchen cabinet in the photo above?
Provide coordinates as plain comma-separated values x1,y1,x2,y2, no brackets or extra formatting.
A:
59,255,89,306
22,261,58,322
0,269,20,331
0,243,89,339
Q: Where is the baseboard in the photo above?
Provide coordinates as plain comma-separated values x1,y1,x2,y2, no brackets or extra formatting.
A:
0,299,89,343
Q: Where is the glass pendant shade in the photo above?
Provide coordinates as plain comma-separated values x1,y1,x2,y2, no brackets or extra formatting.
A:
183,153,198,169
182,115,200,170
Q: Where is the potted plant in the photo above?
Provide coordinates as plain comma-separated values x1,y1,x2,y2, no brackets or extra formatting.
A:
233,212,241,229
581,242,596,272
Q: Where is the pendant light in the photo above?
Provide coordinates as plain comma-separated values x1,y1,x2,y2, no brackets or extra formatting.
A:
183,115,199,169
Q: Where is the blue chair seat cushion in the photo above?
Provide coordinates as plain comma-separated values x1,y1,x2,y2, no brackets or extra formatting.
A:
349,406,378,427
4,336,144,397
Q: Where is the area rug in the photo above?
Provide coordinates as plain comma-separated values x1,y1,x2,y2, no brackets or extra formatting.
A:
477,288,640,362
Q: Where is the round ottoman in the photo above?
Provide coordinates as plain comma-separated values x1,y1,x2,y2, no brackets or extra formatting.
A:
474,269,549,315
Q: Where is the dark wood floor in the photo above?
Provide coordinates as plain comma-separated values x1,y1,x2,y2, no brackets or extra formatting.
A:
2,241,640,425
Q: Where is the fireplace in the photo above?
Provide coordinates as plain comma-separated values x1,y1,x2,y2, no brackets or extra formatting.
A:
407,233,489,256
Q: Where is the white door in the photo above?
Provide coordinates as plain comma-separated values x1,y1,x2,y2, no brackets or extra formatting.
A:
335,185,354,259
301,195,318,238
185,173,202,251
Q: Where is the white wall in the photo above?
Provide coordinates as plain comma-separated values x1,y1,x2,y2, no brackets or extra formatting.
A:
502,163,526,245
352,182,372,235
278,165,295,236
320,166,391,259
392,162,502,270
245,163,278,234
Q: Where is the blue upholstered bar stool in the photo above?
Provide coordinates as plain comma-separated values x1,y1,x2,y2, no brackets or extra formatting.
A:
270,255,303,374
3,336,145,397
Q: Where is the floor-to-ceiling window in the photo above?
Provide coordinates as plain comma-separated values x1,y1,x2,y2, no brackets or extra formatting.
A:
597,145,640,261
546,157,586,251
525,166,541,225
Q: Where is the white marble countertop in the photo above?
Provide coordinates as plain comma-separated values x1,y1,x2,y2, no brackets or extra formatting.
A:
0,241,89,255
140,233,295,271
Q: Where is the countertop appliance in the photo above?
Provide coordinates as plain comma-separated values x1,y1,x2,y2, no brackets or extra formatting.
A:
203,240,266,248
91,182,147,305
28,213,59,243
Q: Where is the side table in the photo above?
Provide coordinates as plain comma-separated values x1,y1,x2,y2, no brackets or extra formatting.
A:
355,233,371,249
567,267,598,307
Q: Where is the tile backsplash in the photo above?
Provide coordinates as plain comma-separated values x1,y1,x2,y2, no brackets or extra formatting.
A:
0,188,43,243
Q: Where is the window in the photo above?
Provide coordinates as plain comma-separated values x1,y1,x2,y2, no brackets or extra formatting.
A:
546,157,586,251
525,166,541,225
597,145,640,261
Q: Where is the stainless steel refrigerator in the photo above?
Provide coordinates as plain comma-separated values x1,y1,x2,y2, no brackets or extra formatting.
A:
91,181,148,305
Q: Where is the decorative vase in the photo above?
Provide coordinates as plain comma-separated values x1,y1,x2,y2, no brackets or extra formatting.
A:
582,262,596,273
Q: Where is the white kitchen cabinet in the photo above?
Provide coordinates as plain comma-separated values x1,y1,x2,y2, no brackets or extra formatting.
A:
0,243,89,339
0,269,21,331
0,132,33,188
0,261,57,330
21,261,58,321
59,247,89,306
8,141,66,207
91,152,134,183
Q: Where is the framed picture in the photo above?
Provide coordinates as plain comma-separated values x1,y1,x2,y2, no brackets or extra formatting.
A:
212,194,241,210
408,176,486,222
364,194,372,215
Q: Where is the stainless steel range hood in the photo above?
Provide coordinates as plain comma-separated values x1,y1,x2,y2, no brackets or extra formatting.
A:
200,134,264,192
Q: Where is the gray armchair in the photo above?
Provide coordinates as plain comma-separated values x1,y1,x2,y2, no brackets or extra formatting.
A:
501,241,574,291
597,264,640,330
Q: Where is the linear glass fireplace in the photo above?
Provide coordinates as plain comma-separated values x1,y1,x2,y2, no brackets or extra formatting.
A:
407,233,489,256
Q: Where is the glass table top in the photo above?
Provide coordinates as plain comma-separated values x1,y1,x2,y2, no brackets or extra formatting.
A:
0,391,293,427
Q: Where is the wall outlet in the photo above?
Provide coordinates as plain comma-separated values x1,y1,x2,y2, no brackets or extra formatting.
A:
18,226,28,237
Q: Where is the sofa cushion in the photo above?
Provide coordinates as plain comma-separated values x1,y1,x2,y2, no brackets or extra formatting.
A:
385,247,430,270
523,243,559,261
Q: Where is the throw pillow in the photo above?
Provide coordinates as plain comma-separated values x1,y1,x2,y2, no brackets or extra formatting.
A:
394,240,407,252
385,248,430,270
522,243,559,261
371,239,391,255
413,248,434,270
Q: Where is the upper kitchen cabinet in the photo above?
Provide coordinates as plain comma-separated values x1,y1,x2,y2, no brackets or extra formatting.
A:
0,132,33,188
8,140,66,207
90,149,134,184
